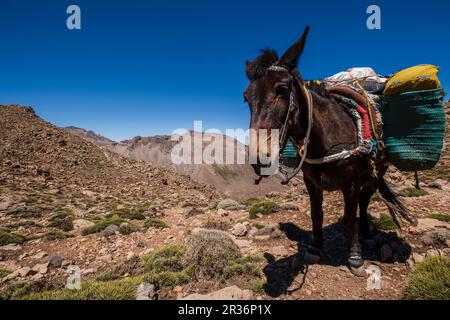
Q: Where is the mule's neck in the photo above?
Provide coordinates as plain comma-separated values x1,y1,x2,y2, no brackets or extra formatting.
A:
289,89,358,159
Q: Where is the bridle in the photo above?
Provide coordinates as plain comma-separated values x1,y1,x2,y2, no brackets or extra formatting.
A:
255,64,314,185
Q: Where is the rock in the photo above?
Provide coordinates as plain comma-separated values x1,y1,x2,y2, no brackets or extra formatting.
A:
271,246,288,257
428,181,443,189
217,199,243,211
426,249,441,258
217,208,228,217
48,255,64,268
82,190,96,197
180,286,253,300
234,239,252,250
136,282,158,300
32,262,49,274
421,229,450,246
231,223,249,237
380,244,393,262
446,240,450,248
0,196,13,211
280,203,299,211
249,224,283,240
32,251,47,260
0,244,22,251
412,252,425,264
73,219,95,231
184,207,204,218
101,224,119,237
17,267,34,277
412,218,450,233
126,251,135,260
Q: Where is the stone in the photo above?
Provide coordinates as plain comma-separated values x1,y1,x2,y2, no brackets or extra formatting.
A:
421,229,450,246
217,199,243,211
73,219,95,231
127,251,135,260
48,255,64,268
250,224,283,240
32,262,49,274
180,286,253,300
271,246,288,257
380,244,393,262
426,249,440,258
412,252,425,264
234,239,251,250
446,240,450,248
17,267,34,277
32,251,47,260
231,223,249,237
412,218,450,233
0,196,13,211
101,224,119,237
0,244,22,251
136,282,157,300
428,181,443,189
217,208,228,217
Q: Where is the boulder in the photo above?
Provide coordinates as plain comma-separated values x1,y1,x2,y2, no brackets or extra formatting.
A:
101,224,119,237
180,286,253,300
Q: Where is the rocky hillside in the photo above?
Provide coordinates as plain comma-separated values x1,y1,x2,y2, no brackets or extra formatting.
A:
65,128,290,198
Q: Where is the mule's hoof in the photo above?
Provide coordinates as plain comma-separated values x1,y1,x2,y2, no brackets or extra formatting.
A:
304,251,321,265
348,264,367,277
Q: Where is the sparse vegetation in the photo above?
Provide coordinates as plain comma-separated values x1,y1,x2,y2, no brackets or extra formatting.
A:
248,201,280,219
44,231,73,241
399,187,429,198
143,245,192,288
427,213,450,223
223,255,263,278
144,218,170,229
110,207,146,221
182,229,241,279
81,216,125,236
251,279,266,295
0,230,26,245
201,219,230,231
0,269,11,278
371,213,401,230
19,277,143,300
404,256,450,300
118,223,141,235
97,256,144,282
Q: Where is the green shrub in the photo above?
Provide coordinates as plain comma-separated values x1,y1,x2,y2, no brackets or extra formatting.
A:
81,216,125,236
251,280,266,295
0,230,26,245
97,256,144,282
248,201,280,219
118,223,141,235
371,213,401,230
144,218,170,230
110,208,146,221
19,277,143,300
427,213,450,223
44,231,73,241
182,229,241,279
144,269,192,288
144,245,186,273
224,256,263,278
399,188,429,198
0,269,11,278
404,256,450,300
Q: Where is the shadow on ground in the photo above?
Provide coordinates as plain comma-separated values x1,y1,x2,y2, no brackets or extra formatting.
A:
262,220,411,297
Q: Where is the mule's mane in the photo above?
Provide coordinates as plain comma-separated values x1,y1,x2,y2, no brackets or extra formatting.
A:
246,48,279,80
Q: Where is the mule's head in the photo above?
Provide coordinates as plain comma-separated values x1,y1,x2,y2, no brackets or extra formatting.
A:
244,27,310,177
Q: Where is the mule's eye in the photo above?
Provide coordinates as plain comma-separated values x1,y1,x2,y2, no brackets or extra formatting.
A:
275,84,289,96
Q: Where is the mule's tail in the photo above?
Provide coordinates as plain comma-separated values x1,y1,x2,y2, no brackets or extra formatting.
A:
377,177,415,227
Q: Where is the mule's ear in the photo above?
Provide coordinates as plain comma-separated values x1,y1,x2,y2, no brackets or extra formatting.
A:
279,26,310,70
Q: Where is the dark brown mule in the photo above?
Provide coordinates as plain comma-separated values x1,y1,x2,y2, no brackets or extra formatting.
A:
244,27,411,275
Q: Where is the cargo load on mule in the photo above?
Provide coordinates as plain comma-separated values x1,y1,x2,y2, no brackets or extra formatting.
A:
279,65,446,174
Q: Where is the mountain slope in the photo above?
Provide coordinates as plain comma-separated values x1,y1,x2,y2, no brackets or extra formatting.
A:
65,129,291,198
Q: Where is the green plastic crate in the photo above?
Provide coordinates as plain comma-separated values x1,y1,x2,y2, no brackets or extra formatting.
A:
381,89,446,172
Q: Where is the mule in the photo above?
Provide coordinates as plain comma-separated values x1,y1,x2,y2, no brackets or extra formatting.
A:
244,27,411,275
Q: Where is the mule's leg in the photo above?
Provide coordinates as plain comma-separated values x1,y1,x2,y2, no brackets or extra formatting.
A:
304,176,324,259
359,182,377,239
343,182,365,274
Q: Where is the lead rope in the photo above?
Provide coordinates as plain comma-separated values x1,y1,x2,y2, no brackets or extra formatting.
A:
281,84,313,185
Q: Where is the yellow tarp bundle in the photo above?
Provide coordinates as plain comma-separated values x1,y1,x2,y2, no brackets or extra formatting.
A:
384,65,441,96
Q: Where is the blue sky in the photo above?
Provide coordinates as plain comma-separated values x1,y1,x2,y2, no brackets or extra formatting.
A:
1,0,449,141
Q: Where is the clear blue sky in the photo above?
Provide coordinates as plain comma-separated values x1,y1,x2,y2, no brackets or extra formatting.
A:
1,0,449,141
